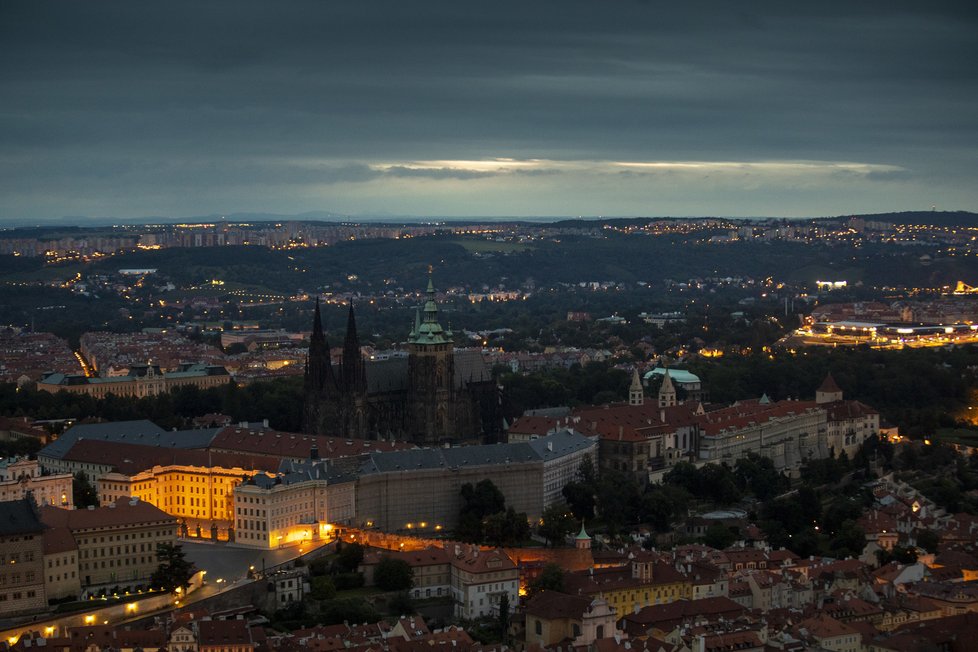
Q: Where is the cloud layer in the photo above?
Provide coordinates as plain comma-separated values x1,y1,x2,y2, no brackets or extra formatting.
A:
1,1,976,220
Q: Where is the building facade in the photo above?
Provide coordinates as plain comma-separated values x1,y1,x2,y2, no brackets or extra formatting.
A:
40,500,178,592
0,498,47,616
355,429,597,534
450,546,519,619
232,460,356,549
37,363,230,399
0,457,73,508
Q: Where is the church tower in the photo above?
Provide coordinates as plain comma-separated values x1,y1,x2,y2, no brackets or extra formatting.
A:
341,302,368,437
629,368,644,406
407,271,455,443
303,298,339,435
816,372,843,404
658,369,677,408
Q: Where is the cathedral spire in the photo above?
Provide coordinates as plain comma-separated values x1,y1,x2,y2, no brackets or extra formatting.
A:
658,368,676,407
408,270,451,345
342,301,366,394
312,297,324,341
629,368,644,406
305,298,334,394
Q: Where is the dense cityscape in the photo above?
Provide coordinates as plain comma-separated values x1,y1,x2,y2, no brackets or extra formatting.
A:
5,1,978,650
0,211,978,652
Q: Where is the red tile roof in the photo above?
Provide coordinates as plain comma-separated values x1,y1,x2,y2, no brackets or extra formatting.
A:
40,501,176,531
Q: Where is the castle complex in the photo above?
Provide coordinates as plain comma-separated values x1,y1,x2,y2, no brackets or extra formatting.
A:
303,275,500,444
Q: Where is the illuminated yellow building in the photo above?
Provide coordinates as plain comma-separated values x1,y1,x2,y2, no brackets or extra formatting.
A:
233,460,356,549
89,446,281,539
98,462,274,530
564,556,692,613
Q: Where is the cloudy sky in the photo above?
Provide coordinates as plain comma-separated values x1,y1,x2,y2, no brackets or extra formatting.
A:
1,1,976,222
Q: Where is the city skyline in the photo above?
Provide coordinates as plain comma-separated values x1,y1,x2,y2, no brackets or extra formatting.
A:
2,1,977,222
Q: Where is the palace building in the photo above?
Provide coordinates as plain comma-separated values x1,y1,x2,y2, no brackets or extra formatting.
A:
303,274,501,444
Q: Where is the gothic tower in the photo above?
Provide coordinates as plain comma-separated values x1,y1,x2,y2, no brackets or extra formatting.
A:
303,298,339,435
341,302,368,437
407,271,456,443
658,368,677,408
629,368,644,406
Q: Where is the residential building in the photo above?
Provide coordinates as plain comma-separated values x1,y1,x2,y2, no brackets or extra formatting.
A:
196,619,255,652
0,498,47,615
793,613,861,652
43,526,80,601
449,546,518,620
39,500,177,591
360,546,451,600
563,555,692,614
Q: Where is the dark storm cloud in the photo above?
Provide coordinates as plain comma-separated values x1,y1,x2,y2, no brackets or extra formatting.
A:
1,0,977,218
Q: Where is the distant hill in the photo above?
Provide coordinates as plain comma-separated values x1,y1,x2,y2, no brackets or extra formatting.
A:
822,210,978,228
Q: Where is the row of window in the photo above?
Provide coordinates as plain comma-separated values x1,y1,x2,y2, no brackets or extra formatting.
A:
81,556,153,571
0,571,36,584
0,551,35,563
0,590,37,602
80,530,166,545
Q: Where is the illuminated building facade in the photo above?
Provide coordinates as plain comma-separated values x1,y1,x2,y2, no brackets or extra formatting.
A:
0,457,72,508
37,363,230,399
232,459,355,549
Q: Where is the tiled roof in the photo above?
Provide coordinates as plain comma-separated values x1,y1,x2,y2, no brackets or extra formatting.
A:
40,501,176,530
0,497,45,536
797,613,857,640
360,429,594,474
209,426,412,461
42,526,78,554
525,590,591,620
62,438,282,475
697,400,821,437
198,619,253,646
39,420,215,460
450,547,515,574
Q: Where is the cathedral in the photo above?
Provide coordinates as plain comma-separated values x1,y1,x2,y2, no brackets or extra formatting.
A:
302,275,501,444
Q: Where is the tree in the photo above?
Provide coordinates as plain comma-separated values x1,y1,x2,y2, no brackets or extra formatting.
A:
703,524,737,550
72,471,98,508
458,479,507,541
562,481,595,522
498,591,510,640
530,562,565,595
375,557,413,591
310,575,336,600
151,543,195,593
334,541,364,573
538,503,576,547
388,591,414,616
828,520,866,558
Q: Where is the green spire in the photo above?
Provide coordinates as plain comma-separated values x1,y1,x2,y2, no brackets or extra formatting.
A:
576,521,590,540
408,268,451,345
